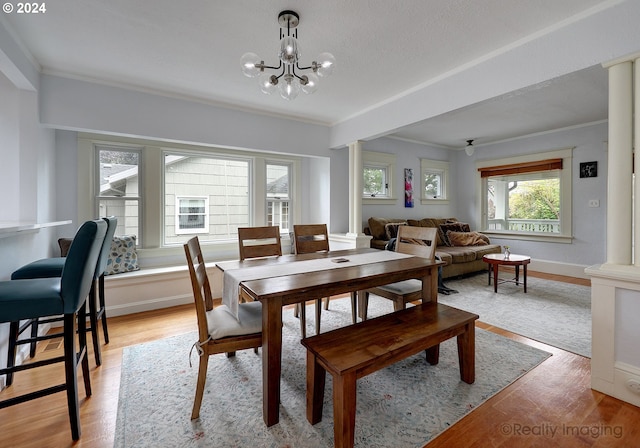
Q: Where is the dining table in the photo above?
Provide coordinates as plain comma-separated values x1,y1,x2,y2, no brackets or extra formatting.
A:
216,247,443,427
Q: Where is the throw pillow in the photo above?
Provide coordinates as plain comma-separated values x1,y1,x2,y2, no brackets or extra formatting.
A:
105,235,140,275
384,222,407,240
439,222,471,246
447,231,489,246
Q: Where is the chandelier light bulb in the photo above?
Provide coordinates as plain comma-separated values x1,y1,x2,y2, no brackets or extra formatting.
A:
279,36,299,64
279,74,300,100
300,73,319,95
258,73,278,95
240,52,261,78
315,52,336,77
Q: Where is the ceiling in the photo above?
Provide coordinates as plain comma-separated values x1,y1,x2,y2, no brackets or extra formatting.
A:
2,0,612,149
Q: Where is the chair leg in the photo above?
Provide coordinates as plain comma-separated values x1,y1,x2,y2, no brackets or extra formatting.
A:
77,302,92,398
29,318,39,358
358,292,370,321
323,296,330,310
98,274,109,344
6,321,19,386
191,352,210,420
63,312,82,441
88,279,102,366
315,299,322,335
350,292,357,324
299,303,307,339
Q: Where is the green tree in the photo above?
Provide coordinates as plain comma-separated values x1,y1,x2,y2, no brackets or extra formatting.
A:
363,167,383,196
509,179,559,219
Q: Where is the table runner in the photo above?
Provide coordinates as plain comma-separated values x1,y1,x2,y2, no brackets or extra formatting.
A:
221,251,412,319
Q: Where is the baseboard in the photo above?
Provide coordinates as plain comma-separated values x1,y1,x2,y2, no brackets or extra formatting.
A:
529,259,590,279
107,294,193,317
611,362,640,407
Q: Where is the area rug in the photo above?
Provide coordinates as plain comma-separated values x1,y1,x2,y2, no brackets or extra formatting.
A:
438,273,591,357
114,296,550,448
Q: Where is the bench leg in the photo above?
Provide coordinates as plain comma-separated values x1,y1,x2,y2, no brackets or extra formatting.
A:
333,372,357,448
425,344,440,365
457,322,476,384
306,351,326,425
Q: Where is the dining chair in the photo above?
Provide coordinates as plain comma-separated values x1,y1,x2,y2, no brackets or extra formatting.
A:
237,226,282,302
184,236,262,420
7,217,117,377
292,224,357,338
0,219,107,440
359,225,438,320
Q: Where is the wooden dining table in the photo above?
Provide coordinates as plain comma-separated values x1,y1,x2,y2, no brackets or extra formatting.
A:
216,247,443,427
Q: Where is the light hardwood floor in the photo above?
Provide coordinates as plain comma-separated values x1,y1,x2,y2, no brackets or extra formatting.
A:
1,272,639,447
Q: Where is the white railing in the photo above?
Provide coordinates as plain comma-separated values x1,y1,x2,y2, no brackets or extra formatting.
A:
488,218,560,233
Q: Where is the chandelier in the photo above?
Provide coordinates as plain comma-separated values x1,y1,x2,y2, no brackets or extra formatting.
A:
241,10,335,101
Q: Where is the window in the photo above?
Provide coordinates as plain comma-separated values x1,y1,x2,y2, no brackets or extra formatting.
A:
175,197,209,234
164,152,250,245
420,159,449,204
362,151,396,203
96,146,141,241
266,163,290,233
478,148,572,242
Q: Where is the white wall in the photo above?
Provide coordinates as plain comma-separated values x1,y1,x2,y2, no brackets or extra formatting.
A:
359,137,456,231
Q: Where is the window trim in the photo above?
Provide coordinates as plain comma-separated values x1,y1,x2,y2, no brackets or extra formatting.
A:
420,158,449,205
476,148,573,243
362,150,397,204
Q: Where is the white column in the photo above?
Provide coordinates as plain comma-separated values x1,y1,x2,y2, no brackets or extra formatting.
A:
607,61,633,265
635,58,640,266
348,141,363,236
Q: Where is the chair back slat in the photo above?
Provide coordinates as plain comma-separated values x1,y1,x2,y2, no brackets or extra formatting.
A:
293,224,329,254
395,226,437,261
184,236,213,343
238,226,282,260
60,219,107,314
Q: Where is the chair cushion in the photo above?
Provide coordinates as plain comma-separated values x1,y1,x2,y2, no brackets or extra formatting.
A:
376,279,422,295
11,257,66,280
206,301,262,339
0,278,63,323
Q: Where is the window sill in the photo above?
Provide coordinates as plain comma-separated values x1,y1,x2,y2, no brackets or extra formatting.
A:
483,231,573,244
363,197,397,205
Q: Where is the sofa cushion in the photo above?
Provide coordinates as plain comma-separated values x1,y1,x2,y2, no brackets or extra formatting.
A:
447,231,489,246
407,217,458,247
435,251,453,266
368,217,407,240
439,222,471,246
384,222,406,240
443,246,481,264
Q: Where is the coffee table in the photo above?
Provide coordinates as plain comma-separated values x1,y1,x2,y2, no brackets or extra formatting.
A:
482,253,531,293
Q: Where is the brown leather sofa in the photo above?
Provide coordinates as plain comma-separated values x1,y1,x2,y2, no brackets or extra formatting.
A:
364,217,502,279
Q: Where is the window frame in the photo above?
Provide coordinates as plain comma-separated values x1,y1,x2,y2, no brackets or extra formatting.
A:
175,196,209,235
79,133,302,264
362,150,397,204
420,158,449,204
477,147,573,243
265,161,292,234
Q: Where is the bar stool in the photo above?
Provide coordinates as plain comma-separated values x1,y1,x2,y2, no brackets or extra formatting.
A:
7,217,116,383
0,219,107,440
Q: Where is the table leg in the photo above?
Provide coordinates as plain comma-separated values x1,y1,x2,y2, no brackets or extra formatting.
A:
262,297,284,426
493,263,499,293
421,266,438,304
457,322,475,384
487,264,492,285
515,265,520,285
523,264,528,293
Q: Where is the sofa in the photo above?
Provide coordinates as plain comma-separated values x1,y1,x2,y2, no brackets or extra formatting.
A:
364,217,502,279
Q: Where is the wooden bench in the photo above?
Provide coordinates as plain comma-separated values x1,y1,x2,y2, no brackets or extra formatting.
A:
301,302,479,448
